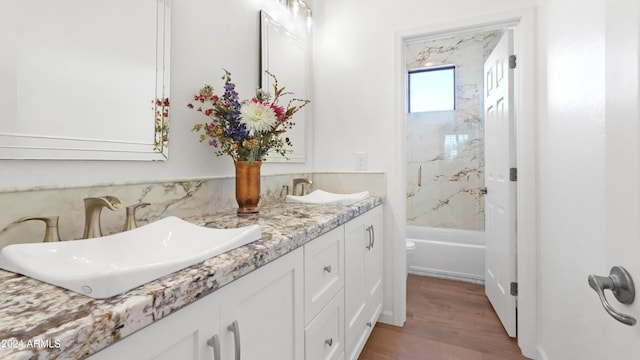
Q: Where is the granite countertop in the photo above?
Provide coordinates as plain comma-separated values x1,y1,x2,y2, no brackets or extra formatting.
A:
0,197,382,360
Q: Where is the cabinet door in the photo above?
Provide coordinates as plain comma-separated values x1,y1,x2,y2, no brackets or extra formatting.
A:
88,294,220,360
219,248,304,360
344,216,368,360
344,206,384,360
364,206,383,323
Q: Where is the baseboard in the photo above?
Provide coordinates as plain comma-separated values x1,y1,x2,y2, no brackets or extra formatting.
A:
378,309,399,326
409,266,485,285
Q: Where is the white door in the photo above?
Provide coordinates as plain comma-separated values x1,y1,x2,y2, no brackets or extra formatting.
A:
600,0,640,357
483,30,517,337
539,1,640,358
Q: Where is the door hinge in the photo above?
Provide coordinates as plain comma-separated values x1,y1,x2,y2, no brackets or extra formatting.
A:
509,54,517,69
509,167,518,181
510,282,518,296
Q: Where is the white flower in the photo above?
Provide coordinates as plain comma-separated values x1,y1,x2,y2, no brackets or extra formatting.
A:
240,101,277,134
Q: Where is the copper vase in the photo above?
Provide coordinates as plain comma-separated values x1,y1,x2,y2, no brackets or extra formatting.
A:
235,160,262,214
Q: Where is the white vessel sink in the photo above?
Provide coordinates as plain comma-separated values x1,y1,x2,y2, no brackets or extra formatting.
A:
0,216,261,299
285,190,370,205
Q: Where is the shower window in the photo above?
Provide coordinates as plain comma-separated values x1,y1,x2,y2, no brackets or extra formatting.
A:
407,65,456,113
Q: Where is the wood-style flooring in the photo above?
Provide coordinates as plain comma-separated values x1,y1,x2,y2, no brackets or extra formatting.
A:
359,274,529,360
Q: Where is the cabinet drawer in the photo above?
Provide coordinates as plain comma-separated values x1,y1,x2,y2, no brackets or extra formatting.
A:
305,289,345,360
304,225,345,323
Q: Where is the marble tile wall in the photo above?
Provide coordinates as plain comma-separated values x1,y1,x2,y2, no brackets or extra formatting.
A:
405,30,502,231
0,172,385,249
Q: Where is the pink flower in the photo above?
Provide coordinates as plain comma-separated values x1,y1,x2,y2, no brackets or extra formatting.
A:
271,105,285,121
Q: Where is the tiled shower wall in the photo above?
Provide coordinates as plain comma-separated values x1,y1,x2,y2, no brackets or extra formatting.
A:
405,30,502,231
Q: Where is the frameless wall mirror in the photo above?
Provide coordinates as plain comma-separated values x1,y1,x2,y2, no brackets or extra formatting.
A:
0,0,171,161
260,10,310,163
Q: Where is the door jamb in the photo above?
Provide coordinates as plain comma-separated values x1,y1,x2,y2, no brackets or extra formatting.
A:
392,6,537,358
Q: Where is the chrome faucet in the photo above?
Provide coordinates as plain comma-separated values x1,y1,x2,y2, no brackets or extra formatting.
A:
83,196,123,239
292,178,313,196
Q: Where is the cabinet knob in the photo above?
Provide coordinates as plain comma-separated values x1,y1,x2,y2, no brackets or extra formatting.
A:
325,338,333,347
324,265,332,273
366,321,373,328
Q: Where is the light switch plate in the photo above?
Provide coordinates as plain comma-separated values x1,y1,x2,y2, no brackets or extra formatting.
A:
355,152,368,171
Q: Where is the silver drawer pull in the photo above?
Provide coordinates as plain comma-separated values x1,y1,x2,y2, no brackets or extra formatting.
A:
370,225,375,248
228,320,241,360
366,321,373,328
325,338,333,347
206,334,221,360
324,265,332,273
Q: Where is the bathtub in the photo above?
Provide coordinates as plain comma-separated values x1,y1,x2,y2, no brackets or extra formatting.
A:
406,225,485,283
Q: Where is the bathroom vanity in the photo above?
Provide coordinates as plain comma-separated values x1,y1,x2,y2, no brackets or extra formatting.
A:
0,198,383,360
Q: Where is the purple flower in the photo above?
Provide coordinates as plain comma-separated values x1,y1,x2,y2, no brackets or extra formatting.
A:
220,72,248,141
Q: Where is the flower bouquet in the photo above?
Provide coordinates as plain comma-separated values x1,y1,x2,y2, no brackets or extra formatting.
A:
188,69,310,214
188,69,310,162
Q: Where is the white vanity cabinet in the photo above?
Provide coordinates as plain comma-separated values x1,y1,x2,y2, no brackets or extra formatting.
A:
87,205,384,360
88,247,304,360
344,206,383,360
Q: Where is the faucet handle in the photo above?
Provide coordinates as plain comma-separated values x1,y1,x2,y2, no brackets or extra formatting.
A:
123,203,150,231
292,178,313,196
280,185,290,200
17,216,61,242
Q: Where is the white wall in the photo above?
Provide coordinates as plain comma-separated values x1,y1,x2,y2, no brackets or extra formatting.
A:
0,0,313,190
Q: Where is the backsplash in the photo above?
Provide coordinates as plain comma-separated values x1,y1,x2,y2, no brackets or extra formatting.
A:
0,172,385,249
405,30,502,231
